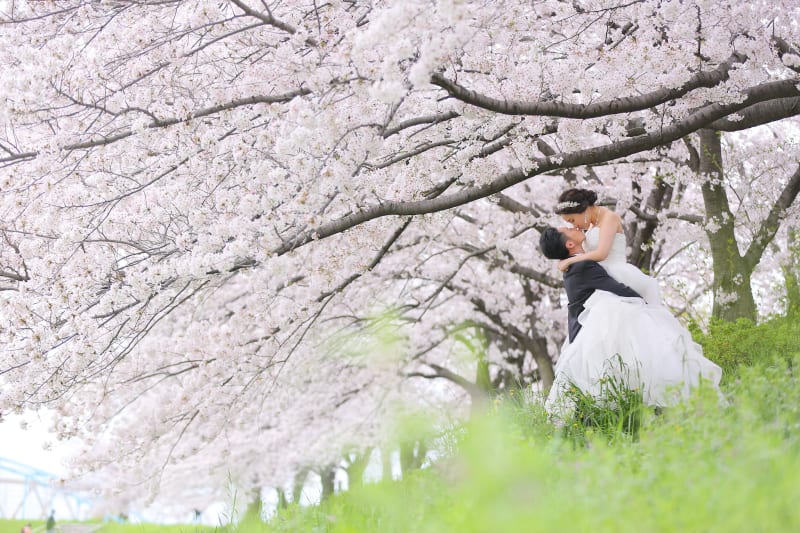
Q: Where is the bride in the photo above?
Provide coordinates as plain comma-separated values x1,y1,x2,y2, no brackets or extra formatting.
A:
555,188,662,305
544,188,721,417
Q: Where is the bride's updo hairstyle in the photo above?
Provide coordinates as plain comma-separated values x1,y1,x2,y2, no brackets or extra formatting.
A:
554,188,598,215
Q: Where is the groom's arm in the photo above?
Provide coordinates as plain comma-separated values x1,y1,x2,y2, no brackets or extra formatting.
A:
575,261,641,299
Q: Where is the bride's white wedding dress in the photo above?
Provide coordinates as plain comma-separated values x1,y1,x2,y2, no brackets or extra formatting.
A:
545,228,722,418
586,227,663,305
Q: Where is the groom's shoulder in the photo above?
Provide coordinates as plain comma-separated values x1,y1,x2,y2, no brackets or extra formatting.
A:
567,260,602,274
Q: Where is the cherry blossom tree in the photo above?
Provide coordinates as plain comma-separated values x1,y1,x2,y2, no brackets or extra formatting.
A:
1,0,799,510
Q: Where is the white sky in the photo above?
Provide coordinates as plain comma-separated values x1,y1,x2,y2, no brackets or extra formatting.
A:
0,411,87,521
0,411,72,475
0,412,233,525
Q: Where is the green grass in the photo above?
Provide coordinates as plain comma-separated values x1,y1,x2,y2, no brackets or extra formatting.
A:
263,359,800,532
690,310,800,381
6,314,800,532
0,519,44,532
6,367,799,533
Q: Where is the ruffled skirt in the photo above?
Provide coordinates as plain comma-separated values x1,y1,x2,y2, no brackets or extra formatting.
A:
545,291,722,419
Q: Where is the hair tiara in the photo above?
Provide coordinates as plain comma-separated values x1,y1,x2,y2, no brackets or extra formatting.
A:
556,200,581,210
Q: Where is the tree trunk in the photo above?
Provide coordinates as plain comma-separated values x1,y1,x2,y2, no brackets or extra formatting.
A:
344,449,371,490
527,335,555,393
784,227,800,311
243,491,263,523
276,488,289,510
628,177,672,272
399,440,427,478
413,441,427,470
319,464,336,501
470,354,493,414
381,446,393,482
522,281,555,392
697,129,758,322
292,467,309,504
399,441,414,476
475,355,491,393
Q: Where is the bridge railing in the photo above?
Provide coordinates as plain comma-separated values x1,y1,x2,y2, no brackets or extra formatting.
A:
0,457,93,521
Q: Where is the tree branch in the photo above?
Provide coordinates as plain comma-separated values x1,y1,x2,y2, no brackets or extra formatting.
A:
272,78,800,256
628,205,704,224
772,35,800,74
744,163,800,270
0,88,311,163
229,0,317,45
707,97,800,131
431,53,745,118
407,363,489,400
382,110,461,138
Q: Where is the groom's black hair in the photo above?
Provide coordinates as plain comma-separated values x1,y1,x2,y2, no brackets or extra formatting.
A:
539,227,570,260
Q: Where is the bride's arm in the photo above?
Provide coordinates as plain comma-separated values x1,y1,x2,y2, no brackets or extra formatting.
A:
557,213,620,272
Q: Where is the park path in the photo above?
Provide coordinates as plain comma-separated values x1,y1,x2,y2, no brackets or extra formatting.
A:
59,525,102,533
31,524,102,533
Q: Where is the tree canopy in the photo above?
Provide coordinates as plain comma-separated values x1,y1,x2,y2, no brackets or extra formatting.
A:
1,0,798,509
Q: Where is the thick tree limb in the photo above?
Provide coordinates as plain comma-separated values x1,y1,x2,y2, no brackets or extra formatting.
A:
407,363,489,400
273,78,800,256
628,205,703,224
494,193,545,217
0,268,29,282
708,97,800,131
744,163,800,270
431,53,745,118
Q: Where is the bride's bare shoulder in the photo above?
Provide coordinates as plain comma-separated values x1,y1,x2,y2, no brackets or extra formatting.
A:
599,207,622,231
600,206,621,220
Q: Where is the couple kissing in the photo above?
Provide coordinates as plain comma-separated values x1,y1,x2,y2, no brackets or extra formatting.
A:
538,188,721,419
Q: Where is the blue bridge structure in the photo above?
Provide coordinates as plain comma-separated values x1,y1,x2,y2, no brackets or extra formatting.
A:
0,457,93,520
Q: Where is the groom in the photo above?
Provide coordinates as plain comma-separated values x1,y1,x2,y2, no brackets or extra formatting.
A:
539,226,641,342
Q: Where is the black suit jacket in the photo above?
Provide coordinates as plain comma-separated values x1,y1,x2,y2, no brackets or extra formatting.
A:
563,260,641,343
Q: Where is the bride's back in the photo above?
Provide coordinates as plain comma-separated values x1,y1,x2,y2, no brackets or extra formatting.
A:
584,227,662,305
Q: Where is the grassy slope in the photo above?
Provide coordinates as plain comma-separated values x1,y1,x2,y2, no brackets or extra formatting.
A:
4,314,799,532
268,363,800,532
266,312,800,532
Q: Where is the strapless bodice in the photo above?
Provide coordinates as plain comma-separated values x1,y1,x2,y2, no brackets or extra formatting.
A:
585,227,627,263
